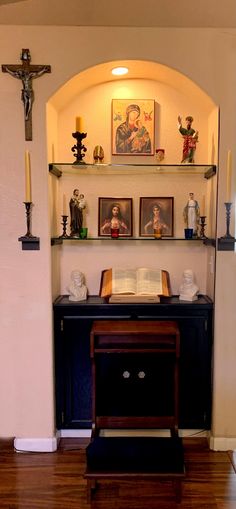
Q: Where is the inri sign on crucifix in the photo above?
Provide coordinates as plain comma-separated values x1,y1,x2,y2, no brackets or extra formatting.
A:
2,49,51,141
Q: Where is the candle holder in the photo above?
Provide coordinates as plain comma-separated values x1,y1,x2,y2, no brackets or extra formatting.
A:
18,202,40,250
111,228,119,239
71,131,87,164
199,216,207,239
222,202,234,239
218,202,236,250
59,215,69,238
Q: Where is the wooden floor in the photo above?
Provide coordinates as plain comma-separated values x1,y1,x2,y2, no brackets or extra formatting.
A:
1,437,236,508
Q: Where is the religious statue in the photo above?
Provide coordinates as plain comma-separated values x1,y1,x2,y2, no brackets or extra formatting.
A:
178,115,199,163
179,269,199,302
69,189,86,237
93,145,104,164
2,48,51,140
183,192,200,236
68,270,87,302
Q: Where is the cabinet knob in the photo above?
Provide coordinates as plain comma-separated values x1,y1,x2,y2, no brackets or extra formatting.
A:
138,371,146,379
122,370,130,379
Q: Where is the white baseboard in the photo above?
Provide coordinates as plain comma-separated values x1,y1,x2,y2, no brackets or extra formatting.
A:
209,435,236,451
59,429,92,438
14,436,58,453
13,431,236,452
59,428,207,438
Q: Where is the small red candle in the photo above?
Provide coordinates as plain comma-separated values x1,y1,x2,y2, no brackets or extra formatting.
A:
111,228,119,238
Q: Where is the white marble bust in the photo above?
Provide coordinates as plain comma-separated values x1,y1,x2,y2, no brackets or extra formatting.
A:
68,270,87,302
179,269,199,302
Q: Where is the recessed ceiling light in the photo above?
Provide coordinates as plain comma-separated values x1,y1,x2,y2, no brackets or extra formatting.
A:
111,67,129,76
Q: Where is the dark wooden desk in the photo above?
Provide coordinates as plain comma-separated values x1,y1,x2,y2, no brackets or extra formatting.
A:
53,295,213,430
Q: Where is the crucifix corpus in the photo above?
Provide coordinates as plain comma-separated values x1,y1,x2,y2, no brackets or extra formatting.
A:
2,49,51,141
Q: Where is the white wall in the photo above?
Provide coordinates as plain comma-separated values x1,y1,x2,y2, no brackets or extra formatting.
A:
0,26,235,446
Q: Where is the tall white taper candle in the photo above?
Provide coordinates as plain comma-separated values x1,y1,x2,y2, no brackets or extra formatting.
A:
201,195,205,216
63,194,67,215
226,150,232,202
76,116,82,132
25,150,32,202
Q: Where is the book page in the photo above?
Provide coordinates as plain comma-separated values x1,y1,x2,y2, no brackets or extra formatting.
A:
112,268,137,294
136,268,163,295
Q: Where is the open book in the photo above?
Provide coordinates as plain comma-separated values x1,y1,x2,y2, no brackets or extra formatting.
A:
100,267,171,303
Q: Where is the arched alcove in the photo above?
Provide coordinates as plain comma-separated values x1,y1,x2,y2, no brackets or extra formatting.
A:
48,59,218,302
47,59,218,166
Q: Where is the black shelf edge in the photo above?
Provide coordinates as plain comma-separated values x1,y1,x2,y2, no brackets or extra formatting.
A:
51,238,63,246
18,236,40,250
204,166,216,179
51,236,215,243
217,237,236,251
49,163,62,178
203,238,216,246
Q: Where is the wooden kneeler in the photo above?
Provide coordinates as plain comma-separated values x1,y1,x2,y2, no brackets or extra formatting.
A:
84,320,185,503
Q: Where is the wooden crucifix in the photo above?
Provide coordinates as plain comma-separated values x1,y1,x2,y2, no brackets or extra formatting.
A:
2,49,51,141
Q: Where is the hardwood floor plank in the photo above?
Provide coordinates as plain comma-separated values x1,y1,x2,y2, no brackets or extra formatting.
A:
0,437,236,508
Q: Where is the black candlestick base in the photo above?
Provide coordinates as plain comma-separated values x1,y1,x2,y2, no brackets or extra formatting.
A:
199,216,207,239
71,131,87,164
59,215,69,238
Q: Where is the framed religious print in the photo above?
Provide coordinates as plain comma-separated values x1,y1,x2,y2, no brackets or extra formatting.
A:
112,99,155,155
139,197,174,237
98,197,133,237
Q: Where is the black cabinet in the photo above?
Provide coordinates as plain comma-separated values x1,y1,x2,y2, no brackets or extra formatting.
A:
53,295,213,430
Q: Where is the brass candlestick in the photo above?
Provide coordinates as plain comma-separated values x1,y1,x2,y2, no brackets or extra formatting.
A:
199,216,207,239
222,202,233,238
59,215,69,238
71,131,87,164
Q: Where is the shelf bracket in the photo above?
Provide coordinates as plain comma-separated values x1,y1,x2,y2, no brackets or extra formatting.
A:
18,236,40,250
217,237,236,251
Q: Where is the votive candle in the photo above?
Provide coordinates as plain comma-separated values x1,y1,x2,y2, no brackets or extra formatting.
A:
25,150,32,202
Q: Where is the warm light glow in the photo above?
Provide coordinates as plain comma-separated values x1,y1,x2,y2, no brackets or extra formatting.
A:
111,67,129,76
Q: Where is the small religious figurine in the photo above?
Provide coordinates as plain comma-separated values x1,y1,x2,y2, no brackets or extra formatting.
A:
93,145,104,164
178,115,199,163
68,270,87,302
155,148,165,162
69,189,86,237
179,269,199,302
183,192,200,236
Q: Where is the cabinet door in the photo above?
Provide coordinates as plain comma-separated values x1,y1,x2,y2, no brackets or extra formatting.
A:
56,317,93,429
95,353,176,417
178,316,212,429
